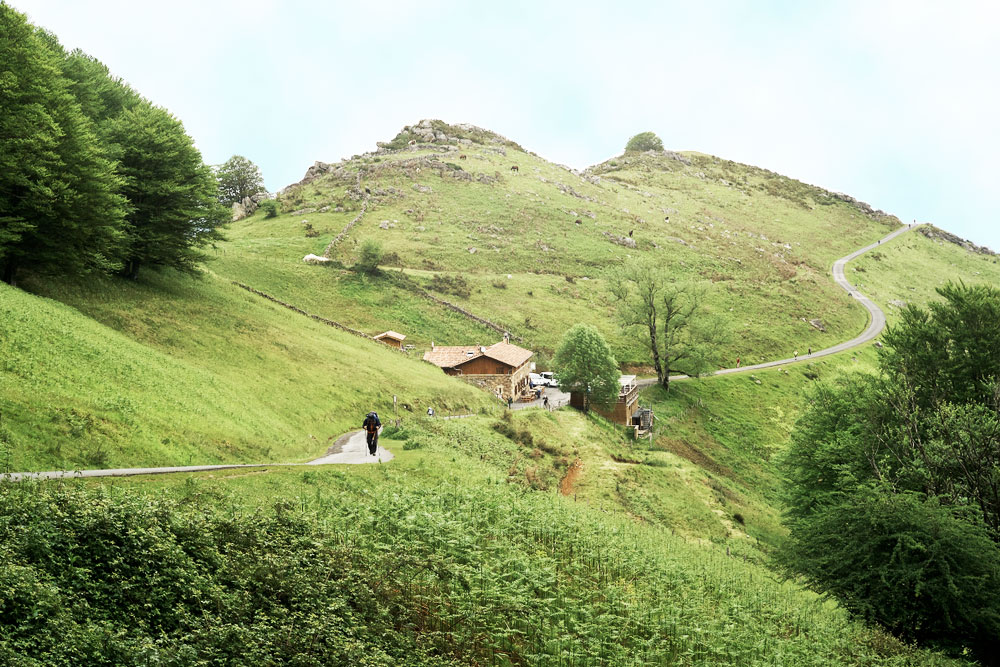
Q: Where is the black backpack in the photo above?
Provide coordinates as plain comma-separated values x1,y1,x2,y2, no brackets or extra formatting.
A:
364,412,380,431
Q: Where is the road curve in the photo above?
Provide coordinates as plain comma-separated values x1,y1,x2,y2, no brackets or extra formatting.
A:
638,223,920,386
2,430,392,482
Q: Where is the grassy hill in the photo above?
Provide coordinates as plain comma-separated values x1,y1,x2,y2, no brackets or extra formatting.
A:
0,273,495,472
231,122,913,367
3,119,998,664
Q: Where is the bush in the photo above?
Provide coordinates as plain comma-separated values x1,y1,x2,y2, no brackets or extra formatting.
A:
428,273,471,299
258,199,280,218
354,239,383,274
625,131,664,153
784,487,1000,658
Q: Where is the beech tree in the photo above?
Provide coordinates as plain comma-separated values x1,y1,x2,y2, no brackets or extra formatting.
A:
216,155,265,207
553,324,620,412
107,102,227,279
0,6,126,285
783,283,1000,660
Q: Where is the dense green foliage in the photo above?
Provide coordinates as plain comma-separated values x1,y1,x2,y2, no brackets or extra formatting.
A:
553,324,620,410
625,131,664,152
0,5,126,285
0,459,961,666
108,103,227,279
257,198,280,218
215,154,265,206
783,283,1000,659
0,5,224,284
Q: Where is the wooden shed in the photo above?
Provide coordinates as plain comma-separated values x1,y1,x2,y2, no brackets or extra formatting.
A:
374,331,406,349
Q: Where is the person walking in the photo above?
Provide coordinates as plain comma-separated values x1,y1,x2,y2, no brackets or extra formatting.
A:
543,395,549,409
507,395,513,410
362,411,381,456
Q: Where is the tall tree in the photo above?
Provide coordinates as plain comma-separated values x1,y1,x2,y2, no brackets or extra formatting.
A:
783,282,1000,660
0,6,126,285
106,102,227,279
554,324,620,412
608,257,726,390
215,155,265,207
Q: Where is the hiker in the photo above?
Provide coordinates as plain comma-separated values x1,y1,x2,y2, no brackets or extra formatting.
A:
808,347,811,356
427,407,435,417
794,350,798,360
736,357,740,368
362,411,381,456
543,395,549,409
507,395,513,409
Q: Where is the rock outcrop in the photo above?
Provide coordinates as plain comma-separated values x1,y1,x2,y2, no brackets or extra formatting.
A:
231,191,273,221
919,225,995,255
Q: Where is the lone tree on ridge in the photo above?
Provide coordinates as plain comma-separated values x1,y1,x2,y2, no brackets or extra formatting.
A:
625,131,664,153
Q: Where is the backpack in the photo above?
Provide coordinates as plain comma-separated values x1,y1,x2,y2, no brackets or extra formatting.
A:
363,412,380,432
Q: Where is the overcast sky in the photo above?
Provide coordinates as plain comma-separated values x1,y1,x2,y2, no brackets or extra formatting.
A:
13,0,1000,250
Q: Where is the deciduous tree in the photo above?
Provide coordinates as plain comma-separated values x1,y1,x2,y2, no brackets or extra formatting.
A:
553,324,620,412
608,257,726,390
0,6,126,285
106,102,227,279
216,155,265,207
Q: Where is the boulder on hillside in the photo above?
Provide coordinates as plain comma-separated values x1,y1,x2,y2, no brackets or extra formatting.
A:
231,191,273,221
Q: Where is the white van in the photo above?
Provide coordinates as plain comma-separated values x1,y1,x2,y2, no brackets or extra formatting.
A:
539,372,558,387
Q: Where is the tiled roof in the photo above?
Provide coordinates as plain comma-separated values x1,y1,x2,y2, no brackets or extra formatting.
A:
482,341,533,368
423,341,534,370
423,345,483,368
375,331,406,341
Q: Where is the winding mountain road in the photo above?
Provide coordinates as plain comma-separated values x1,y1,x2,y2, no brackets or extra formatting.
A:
637,223,919,386
3,225,918,482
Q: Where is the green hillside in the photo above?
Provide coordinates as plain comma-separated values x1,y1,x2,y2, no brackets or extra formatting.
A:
4,119,999,664
0,273,494,472
230,122,913,367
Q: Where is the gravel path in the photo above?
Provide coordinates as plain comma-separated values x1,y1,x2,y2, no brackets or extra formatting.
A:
637,224,919,387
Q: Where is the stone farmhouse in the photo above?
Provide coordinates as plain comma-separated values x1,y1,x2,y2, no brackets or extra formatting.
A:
423,340,534,401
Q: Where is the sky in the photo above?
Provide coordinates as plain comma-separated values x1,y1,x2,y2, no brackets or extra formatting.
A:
13,0,1000,250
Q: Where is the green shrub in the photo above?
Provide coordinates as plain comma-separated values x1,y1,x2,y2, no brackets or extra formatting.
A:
258,199,279,218
354,239,383,274
625,131,664,153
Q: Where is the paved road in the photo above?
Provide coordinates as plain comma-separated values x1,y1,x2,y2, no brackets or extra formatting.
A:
637,224,920,387
512,387,570,411
2,430,390,482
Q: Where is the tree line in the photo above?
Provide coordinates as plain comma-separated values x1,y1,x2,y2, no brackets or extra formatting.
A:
782,282,1000,661
0,4,231,286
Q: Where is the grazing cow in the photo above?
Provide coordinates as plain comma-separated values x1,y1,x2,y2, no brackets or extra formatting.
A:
408,139,417,146
574,219,581,225
459,154,467,160
664,216,670,222
510,165,519,173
